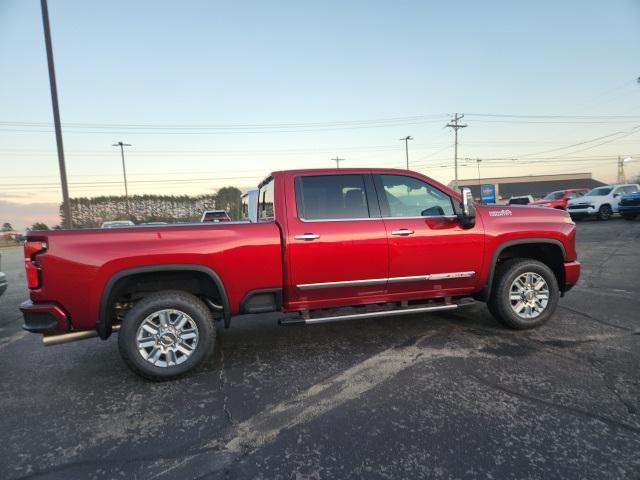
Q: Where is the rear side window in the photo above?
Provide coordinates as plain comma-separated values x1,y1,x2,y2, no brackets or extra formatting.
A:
297,175,370,220
258,178,275,222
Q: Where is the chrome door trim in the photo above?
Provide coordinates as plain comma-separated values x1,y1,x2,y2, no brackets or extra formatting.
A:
296,271,475,290
297,277,388,291
429,271,476,280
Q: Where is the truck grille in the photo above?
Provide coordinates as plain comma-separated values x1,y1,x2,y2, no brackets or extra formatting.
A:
620,198,640,206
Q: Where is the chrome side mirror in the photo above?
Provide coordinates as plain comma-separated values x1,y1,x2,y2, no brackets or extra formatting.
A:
459,187,476,229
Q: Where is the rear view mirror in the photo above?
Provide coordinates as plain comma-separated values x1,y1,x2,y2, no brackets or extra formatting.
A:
459,187,476,229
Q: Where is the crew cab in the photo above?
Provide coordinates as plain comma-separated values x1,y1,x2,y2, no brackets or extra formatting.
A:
567,184,640,220
21,169,580,380
530,189,589,210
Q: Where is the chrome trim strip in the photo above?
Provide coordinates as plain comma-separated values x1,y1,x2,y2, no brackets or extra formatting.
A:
429,271,476,280
296,271,476,290
297,278,388,290
298,215,460,223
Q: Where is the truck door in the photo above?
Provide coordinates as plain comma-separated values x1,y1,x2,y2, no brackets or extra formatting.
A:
284,173,389,311
373,173,484,298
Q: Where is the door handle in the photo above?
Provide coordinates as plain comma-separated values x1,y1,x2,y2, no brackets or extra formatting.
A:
391,229,414,236
294,233,321,240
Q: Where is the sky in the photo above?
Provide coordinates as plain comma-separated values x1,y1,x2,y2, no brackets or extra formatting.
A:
1,0,639,230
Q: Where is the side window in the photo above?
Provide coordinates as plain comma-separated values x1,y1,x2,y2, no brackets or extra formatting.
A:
624,185,639,194
297,175,370,220
379,174,455,217
258,178,275,222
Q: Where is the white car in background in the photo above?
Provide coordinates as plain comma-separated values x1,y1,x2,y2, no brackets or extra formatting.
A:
101,220,135,228
567,184,640,220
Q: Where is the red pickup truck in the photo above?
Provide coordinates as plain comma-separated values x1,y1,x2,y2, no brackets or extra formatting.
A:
21,168,580,380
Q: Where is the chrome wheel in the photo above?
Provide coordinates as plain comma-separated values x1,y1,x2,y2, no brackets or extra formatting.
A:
509,272,549,320
136,309,199,367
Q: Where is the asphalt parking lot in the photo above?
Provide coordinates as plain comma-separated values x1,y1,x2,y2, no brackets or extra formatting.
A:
1,218,639,479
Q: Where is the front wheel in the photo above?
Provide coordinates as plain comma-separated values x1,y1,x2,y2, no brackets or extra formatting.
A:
118,290,215,381
487,258,559,330
597,204,612,221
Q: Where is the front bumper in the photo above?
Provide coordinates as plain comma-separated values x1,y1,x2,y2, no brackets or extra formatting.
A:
563,260,581,292
20,300,69,333
0,272,7,297
567,205,596,216
619,204,640,213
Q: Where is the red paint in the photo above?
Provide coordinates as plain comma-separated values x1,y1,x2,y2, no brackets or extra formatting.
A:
22,168,580,335
530,189,590,210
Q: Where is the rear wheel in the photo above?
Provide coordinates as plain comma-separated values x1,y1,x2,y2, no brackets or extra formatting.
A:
487,258,559,330
621,212,637,221
597,204,612,221
118,290,215,381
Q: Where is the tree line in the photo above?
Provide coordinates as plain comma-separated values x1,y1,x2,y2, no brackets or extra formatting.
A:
59,187,242,228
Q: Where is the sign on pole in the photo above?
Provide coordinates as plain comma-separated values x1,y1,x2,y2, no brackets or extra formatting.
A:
481,184,496,204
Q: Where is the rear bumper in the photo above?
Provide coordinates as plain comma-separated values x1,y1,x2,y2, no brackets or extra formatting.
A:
563,261,581,292
20,300,69,334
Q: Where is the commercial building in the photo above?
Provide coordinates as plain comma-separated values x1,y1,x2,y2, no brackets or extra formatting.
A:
451,173,605,202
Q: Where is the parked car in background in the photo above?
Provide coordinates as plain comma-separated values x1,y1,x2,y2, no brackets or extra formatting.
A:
530,189,589,210
139,222,169,226
101,220,135,229
201,210,231,223
0,254,7,297
507,195,534,205
619,190,640,220
567,184,640,220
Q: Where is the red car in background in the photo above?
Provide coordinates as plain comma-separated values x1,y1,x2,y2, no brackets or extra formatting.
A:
531,189,589,210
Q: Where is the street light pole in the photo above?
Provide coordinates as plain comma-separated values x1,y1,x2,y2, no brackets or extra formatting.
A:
400,136,413,170
476,158,482,184
112,142,132,217
40,0,72,229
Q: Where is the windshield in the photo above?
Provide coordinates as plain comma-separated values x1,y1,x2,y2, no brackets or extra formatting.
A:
585,187,612,197
543,191,564,200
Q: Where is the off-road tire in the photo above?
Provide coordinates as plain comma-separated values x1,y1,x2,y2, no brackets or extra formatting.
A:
118,290,215,381
487,258,559,330
597,204,612,221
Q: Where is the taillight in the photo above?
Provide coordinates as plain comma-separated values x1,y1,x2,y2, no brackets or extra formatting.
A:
24,240,47,289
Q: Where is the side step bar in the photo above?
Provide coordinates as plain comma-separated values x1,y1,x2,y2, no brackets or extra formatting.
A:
278,298,473,326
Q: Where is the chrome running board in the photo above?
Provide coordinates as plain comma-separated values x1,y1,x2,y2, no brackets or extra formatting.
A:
278,298,473,326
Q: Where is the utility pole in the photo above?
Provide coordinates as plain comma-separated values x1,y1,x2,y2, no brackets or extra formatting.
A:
332,157,344,168
400,136,413,170
618,156,632,183
112,142,132,217
41,0,71,229
446,113,467,188
476,158,482,184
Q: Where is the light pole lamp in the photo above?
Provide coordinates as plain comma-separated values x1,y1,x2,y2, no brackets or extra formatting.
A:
112,142,132,217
